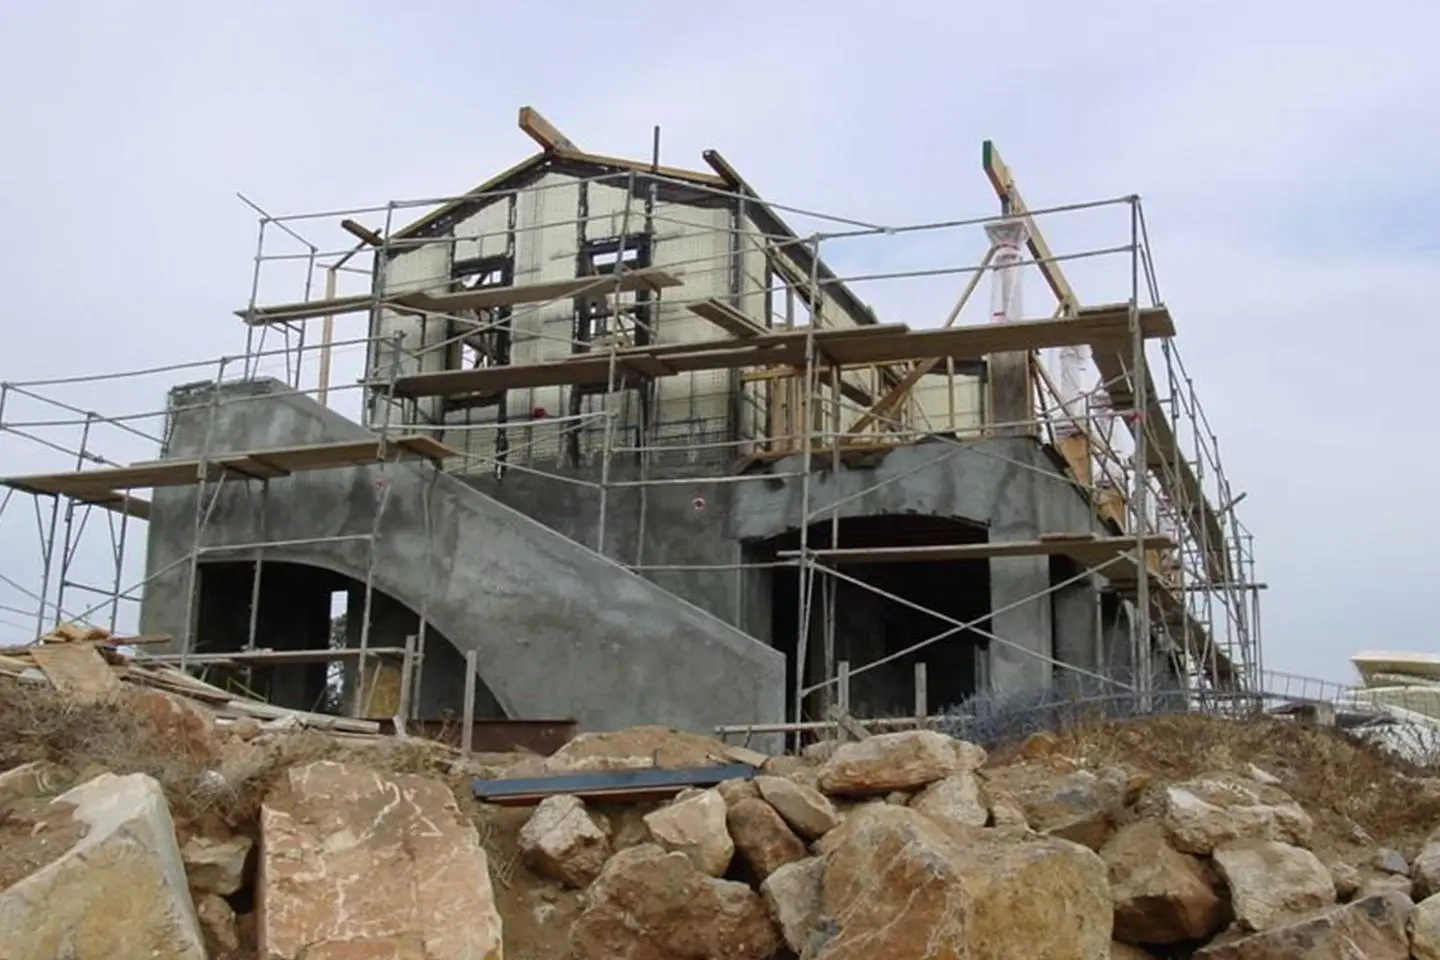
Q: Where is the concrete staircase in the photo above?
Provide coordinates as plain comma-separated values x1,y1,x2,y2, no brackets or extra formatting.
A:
138,379,784,734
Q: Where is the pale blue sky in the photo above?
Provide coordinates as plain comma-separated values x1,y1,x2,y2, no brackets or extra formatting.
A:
1,1,1437,683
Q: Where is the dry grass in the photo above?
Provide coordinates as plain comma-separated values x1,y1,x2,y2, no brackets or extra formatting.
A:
1052,712,1440,858
0,679,455,835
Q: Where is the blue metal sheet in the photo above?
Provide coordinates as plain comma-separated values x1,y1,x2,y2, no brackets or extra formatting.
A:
471,762,757,805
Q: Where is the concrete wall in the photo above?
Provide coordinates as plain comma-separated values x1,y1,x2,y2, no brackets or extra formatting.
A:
728,438,1119,696
138,378,784,734
464,454,771,641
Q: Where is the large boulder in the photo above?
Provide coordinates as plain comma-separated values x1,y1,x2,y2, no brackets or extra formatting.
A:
727,798,807,880
816,731,984,796
1162,776,1313,855
0,772,207,960
810,804,1112,959
1212,840,1335,933
984,766,1123,850
910,771,989,829
539,726,732,774
754,775,840,840
1193,891,1411,959
643,789,733,877
1101,820,1224,944
259,760,502,960
519,794,612,888
760,856,823,954
569,844,779,960
1414,892,1440,960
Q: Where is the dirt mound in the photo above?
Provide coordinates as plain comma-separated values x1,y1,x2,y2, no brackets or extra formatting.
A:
1021,712,1440,862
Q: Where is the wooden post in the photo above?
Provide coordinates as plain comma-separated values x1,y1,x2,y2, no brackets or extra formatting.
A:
837,659,850,717
318,265,337,407
397,633,416,722
462,648,478,757
914,661,928,730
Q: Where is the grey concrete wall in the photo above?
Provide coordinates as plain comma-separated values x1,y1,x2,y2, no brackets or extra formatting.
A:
464,457,771,642
138,379,784,734
729,439,1115,696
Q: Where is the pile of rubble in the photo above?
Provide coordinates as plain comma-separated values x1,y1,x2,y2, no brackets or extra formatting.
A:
5,633,1440,957
0,623,382,736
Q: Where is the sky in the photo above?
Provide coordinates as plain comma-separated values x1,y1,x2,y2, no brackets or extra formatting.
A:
0,1,1437,685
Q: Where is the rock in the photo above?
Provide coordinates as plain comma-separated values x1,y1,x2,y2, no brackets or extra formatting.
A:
569,844,778,960
884,790,912,805
990,800,1030,829
1372,847,1409,876
1213,840,1337,933
643,789,733,877
1414,892,1440,960
226,716,263,741
1021,730,1064,759
259,760,502,960
715,777,760,807
126,688,222,762
0,772,206,959
1102,820,1224,944
816,730,982,796
519,794,612,888
1415,839,1440,899
910,771,989,828
0,760,65,806
181,834,253,896
1162,776,1313,854
543,725,728,773
1245,763,1282,786
763,755,822,791
1193,891,1412,959
1110,944,1157,960
1359,873,1412,899
755,775,840,839
985,766,1122,850
760,856,823,954
1329,861,1361,901
811,804,1111,959
727,797,807,879
803,739,841,763
194,894,239,955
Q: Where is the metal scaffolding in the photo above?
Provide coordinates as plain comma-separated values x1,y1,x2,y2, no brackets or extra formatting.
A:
0,126,1264,737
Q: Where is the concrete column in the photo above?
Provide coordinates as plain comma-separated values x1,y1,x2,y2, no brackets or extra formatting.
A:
1052,577,1100,695
988,557,1053,695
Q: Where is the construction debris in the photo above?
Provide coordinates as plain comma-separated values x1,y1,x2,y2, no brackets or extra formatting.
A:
1,623,384,737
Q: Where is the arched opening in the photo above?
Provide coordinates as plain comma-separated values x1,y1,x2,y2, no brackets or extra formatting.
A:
193,560,503,721
766,514,991,721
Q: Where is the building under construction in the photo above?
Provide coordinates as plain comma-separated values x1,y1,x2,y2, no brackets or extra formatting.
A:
0,106,1262,739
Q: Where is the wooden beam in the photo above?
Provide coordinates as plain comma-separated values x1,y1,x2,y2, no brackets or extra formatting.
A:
688,299,768,339
340,219,383,247
518,106,578,152
2,436,458,497
387,310,1171,399
236,292,384,325
982,141,1080,313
